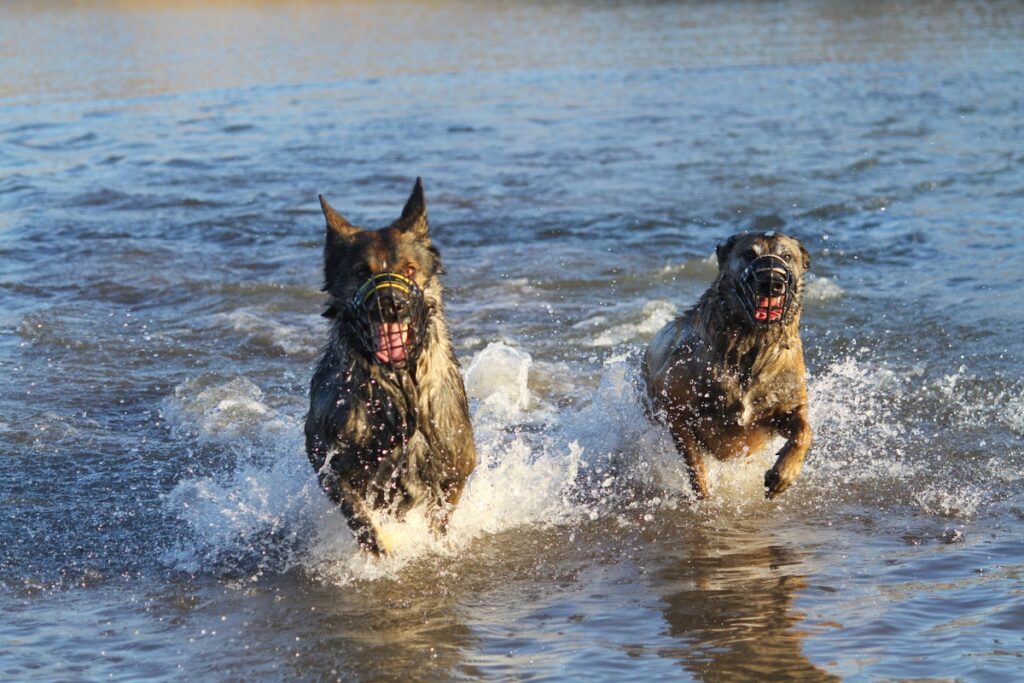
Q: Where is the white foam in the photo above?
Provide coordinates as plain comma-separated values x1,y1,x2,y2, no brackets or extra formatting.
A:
587,300,676,347
155,351,862,583
163,442,322,574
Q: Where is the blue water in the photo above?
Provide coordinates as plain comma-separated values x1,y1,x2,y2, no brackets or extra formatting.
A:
2,1,1023,680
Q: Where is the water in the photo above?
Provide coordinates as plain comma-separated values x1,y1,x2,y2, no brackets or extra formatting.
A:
2,1,1024,679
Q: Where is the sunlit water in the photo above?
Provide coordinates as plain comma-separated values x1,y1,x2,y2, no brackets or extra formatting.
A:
2,1,1024,680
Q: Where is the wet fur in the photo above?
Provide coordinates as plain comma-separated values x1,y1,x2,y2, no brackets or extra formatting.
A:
643,232,812,499
305,179,476,554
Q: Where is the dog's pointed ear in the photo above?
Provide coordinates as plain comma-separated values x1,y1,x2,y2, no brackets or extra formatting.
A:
716,234,742,268
400,177,425,220
395,177,430,241
319,194,360,240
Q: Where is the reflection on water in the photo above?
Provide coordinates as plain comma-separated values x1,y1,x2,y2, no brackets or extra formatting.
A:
275,578,475,682
652,523,838,682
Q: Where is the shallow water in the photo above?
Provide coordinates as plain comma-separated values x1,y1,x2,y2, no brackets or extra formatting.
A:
2,0,1024,680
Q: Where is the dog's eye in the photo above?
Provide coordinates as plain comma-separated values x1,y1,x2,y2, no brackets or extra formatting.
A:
404,265,417,279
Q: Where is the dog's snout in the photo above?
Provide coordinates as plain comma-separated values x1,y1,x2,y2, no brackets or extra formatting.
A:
375,291,400,310
372,291,411,322
739,256,795,325
348,271,427,367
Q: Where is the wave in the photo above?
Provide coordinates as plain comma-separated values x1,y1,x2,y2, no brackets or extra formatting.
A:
215,309,320,359
585,300,677,348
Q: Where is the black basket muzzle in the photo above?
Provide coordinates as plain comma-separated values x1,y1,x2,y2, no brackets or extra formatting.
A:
347,272,427,369
738,255,794,325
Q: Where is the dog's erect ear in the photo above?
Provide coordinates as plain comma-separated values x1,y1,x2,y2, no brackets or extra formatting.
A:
799,243,811,272
395,177,430,241
400,177,425,220
716,234,743,268
319,194,360,240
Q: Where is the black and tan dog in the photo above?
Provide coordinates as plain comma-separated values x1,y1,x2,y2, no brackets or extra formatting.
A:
305,179,476,555
643,232,812,500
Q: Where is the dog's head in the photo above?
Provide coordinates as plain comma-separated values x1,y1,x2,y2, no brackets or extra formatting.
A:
318,178,443,369
714,232,810,327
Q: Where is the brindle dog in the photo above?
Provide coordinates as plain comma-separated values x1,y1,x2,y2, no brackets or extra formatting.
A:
643,232,812,500
305,178,476,555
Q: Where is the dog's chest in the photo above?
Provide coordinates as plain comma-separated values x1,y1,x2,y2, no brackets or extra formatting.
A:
353,377,444,460
716,368,795,427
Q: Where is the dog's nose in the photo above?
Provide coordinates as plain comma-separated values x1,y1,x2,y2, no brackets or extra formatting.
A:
373,292,410,321
771,278,787,296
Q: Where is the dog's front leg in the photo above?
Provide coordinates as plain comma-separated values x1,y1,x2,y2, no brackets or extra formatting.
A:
428,503,453,537
315,468,385,555
669,422,710,499
764,408,812,499
337,481,386,556
428,477,469,537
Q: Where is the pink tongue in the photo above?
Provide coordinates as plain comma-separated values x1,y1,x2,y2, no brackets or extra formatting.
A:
374,322,409,364
755,296,785,321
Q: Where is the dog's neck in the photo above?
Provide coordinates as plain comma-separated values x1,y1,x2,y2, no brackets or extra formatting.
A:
693,279,802,379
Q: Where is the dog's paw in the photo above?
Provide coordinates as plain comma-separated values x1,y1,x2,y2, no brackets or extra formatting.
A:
356,529,386,557
764,467,791,500
361,538,386,557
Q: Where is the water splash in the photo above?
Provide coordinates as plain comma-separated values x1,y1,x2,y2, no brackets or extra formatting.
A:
162,341,1015,583
162,375,298,440
804,276,844,302
464,342,536,416
162,345,590,584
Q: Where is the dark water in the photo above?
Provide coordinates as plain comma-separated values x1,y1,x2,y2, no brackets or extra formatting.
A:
3,1,1024,680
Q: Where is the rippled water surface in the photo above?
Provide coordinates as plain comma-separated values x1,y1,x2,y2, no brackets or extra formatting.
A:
3,1,1024,680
